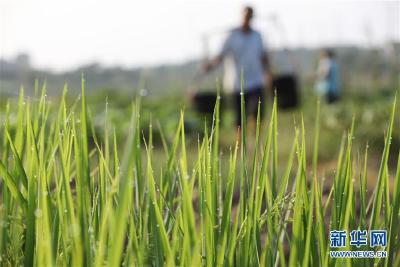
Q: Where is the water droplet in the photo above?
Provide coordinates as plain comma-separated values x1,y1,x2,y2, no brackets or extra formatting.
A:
34,209,43,218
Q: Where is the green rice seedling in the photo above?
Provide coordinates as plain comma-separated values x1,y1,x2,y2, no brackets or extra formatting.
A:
0,80,399,267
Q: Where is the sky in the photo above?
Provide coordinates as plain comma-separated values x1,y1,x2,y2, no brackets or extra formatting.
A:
1,0,399,71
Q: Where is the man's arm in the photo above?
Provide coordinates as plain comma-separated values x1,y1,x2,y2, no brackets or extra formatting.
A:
202,31,232,73
262,52,273,90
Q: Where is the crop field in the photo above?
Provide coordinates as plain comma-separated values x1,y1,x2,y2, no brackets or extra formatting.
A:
0,80,399,266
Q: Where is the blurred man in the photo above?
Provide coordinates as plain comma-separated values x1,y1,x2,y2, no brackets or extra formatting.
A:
315,49,340,103
203,6,272,127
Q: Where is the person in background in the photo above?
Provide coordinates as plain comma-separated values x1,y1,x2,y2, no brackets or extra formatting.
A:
315,49,340,103
202,6,272,127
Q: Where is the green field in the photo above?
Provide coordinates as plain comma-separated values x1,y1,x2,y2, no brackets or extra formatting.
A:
0,80,399,266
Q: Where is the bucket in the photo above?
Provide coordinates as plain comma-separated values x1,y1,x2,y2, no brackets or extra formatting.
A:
272,74,299,109
191,91,223,115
